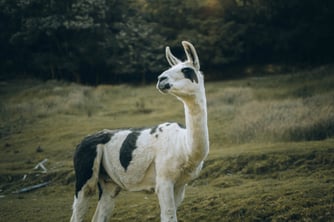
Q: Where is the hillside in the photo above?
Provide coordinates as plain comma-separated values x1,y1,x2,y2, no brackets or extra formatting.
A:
0,66,334,221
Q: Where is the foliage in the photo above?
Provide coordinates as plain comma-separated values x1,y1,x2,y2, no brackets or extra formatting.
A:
1,0,334,84
1,0,123,83
111,15,166,83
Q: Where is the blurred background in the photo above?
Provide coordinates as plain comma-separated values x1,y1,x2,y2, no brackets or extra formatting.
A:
1,0,334,84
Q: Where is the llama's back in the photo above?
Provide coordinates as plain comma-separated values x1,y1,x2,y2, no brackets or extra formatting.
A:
100,122,186,191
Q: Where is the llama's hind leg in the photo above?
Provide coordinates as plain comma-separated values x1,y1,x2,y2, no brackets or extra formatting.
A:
92,179,121,222
70,189,92,222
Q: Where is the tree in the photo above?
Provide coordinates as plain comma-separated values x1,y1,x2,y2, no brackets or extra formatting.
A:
111,15,166,83
1,0,334,83
1,0,127,84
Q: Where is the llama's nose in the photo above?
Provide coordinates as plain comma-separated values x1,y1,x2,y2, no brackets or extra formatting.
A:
157,76,171,92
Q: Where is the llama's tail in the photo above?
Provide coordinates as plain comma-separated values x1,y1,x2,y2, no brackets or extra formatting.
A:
74,145,104,198
73,131,113,198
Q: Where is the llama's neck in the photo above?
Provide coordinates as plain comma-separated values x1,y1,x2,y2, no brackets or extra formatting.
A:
182,90,209,166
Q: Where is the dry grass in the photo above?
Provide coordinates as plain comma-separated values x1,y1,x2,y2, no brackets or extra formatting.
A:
207,66,334,143
229,95,334,142
0,65,334,221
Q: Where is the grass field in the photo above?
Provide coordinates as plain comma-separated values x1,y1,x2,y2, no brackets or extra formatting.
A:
1,66,334,221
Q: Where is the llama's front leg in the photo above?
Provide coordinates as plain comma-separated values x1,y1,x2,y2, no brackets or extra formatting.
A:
174,184,186,208
156,179,177,222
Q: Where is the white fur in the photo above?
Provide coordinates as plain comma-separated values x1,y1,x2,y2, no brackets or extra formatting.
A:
70,41,209,222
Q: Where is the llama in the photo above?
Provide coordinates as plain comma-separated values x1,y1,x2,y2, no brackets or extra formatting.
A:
70,41,209,222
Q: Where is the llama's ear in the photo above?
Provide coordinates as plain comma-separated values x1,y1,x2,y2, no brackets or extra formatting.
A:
165,46,181,67
182,41,200,70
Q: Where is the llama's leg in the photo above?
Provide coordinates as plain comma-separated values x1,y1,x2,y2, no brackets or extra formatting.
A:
156,179,177,222
70,190,91,222
174,185,186,208
91,180,121,222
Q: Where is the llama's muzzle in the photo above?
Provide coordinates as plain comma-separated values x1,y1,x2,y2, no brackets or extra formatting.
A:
157,76,171,92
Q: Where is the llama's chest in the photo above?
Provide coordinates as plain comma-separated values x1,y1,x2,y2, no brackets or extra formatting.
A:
179,160,204,184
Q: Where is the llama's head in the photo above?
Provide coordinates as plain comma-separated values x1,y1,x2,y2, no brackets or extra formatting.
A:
157,41,204,99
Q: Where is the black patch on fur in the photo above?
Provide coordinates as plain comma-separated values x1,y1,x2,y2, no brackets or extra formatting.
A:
119,131,140,171
182,67,198,83
97,164,108,200
150,126,158,134
73,131,113,197
97,182,103,200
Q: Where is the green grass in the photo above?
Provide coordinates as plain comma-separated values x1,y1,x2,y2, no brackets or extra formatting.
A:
0,65,334,221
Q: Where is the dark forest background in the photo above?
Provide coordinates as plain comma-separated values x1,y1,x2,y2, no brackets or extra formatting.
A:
1,0,334,84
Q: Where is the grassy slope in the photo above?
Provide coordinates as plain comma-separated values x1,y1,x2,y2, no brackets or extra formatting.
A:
0,66,334,221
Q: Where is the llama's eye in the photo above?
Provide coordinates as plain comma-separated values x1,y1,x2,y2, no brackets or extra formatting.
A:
181,67,198,83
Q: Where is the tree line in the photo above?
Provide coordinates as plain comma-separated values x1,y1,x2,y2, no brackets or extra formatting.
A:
1,0,333,84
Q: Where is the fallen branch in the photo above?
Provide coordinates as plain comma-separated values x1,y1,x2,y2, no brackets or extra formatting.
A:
13,181,50,194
